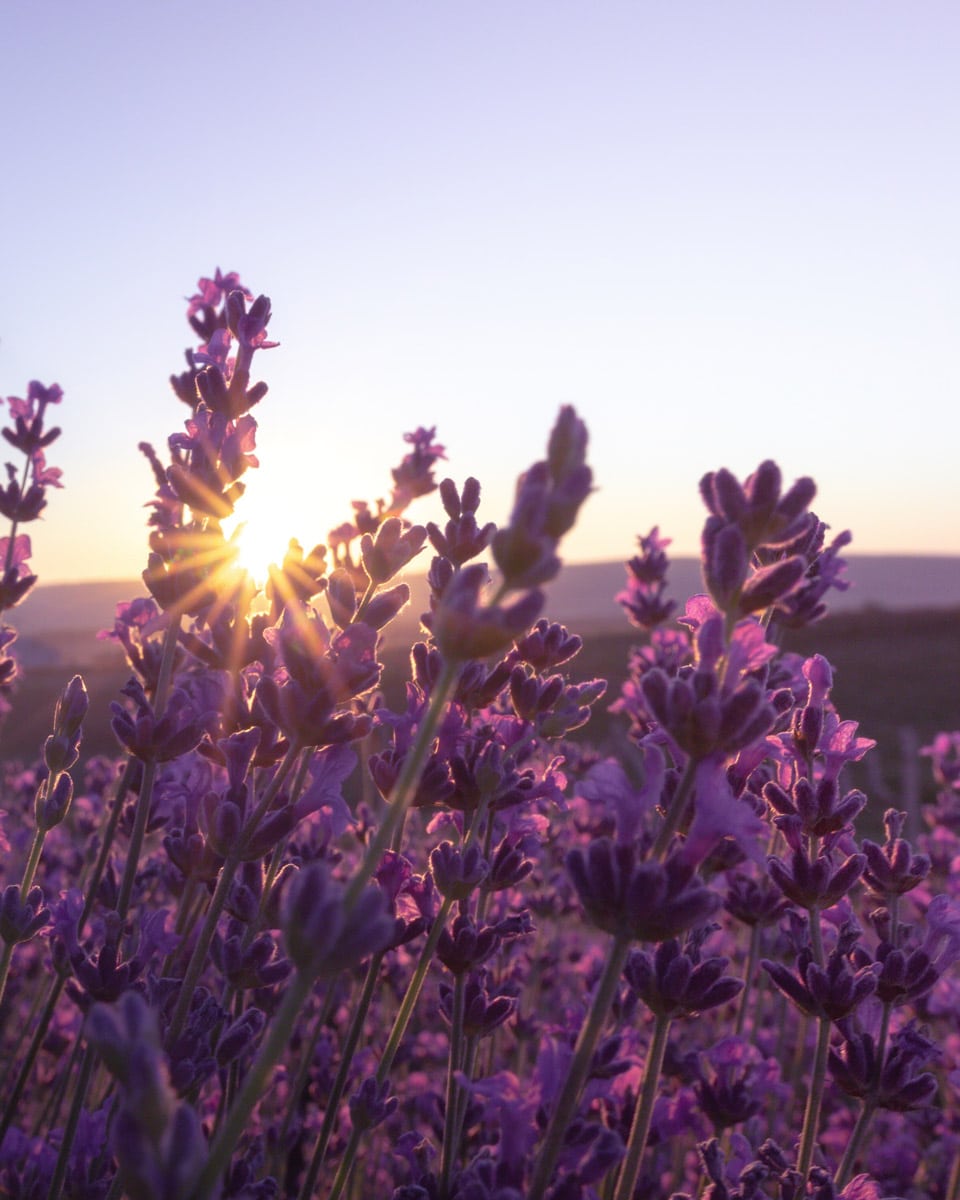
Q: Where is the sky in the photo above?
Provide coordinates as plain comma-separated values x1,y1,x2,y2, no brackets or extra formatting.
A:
1,1,958,585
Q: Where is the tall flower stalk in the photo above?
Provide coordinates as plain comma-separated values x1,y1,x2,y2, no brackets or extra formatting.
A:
1,276,958,1200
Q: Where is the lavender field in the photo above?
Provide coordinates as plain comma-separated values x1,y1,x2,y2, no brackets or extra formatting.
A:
1,274,959,1200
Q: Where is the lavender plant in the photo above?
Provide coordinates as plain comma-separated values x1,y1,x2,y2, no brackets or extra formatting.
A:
0,271,957,1200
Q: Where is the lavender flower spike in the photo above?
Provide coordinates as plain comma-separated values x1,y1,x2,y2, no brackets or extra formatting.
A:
492,405,592,588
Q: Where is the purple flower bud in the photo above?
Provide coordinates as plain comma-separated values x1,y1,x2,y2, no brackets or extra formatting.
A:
215,1007,266,1068
110,682,207,763
700,461,816,554
433,563,544,661
509,665,563,720
702,520,749,611
437,914,501,975
625,939,743,1019
53,673,88,739
767,848,866,909
762,943,879,1020
0,883,50,944
430,841,490,900
282,862,395,978
202,793,244,858
440,973,518,1039
361,517,427,584
871,943,940,1004
36,770,73,831
326,567,357,629
567,839,721,943
724,872,791,929
426,477,496,565
514,619,582,669
362,582,410,630
349,1076,398,1132
861,810,931,898
830,1021,939,1111
485,834,535,892
739,555,807,616
764,776,867,839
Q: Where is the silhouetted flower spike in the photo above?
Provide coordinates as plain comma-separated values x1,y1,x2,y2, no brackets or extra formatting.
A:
390,425,446,509
492,406,591,587
618,526,677,630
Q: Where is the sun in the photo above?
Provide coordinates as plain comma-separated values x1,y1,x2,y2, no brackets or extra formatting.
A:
224,505,300,588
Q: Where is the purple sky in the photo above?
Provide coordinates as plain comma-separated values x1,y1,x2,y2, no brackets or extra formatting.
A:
2,2,957,582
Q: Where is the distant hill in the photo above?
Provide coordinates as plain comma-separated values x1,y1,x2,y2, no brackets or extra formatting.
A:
8,556,959,668
0,563,956,791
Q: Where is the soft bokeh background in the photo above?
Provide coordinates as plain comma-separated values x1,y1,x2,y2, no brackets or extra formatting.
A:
1,1,957,582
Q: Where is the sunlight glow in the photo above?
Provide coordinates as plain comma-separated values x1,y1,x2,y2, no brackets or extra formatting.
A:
223,507,295,588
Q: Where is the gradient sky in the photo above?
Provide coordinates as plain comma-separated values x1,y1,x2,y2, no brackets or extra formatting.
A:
1,1,957,584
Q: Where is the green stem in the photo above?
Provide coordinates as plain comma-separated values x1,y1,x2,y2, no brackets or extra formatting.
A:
440,972,468,1198
116,615,181,919
45,1043,96,1200
327,1124,361,1200
650,758,697,860
295,952,385,1200
167,741,300,1043
188,969,316,1200
116,758,158,920
807,903,825,968
0,764,134,1142
19,823,46,897
796,1015,832,1180
345,660,458,907
325,897,455,1195
612,1013,672,1200
527,934,632,1200
947,1143,960,1200
377,897,454,1081
735,923,762,1037
167,855,240,1045
448,1030,481,1171
0,820,49,1012
833,1099,876,1191
0,944,13,1028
